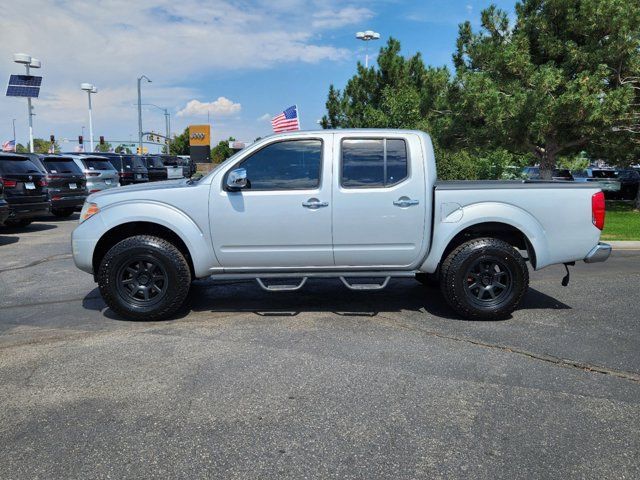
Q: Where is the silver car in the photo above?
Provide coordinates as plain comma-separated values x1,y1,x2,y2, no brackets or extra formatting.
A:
69,155,120,193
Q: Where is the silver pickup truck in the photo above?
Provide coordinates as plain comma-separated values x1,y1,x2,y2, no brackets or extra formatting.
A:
72,129,611,321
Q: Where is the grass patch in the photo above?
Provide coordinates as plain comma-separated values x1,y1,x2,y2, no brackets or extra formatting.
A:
601,201,640,241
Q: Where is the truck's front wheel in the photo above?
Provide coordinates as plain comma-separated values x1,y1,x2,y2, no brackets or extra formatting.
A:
98,235,192,321
440,238,529,320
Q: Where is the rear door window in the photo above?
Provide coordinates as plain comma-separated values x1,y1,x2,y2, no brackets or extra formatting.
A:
341,138,408,188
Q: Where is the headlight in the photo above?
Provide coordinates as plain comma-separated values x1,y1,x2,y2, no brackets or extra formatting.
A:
79,202,100,224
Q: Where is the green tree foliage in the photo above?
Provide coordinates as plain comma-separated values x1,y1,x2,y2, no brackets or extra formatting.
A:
211,137,236,164
321,38,450,137
115,144,132,154
28,138,60,154
169,128,190,155
451,0,640,178
322,1,640,183
94,142,113,153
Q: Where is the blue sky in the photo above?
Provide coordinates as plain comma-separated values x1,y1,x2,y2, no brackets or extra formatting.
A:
0,0,517,151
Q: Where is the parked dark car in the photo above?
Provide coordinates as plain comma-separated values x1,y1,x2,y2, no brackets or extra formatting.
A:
0,153,50,227
522,166,574,181
142,155,168,182
37,155,88,217
159,154,196,178
98,153,149,185
614,169,640,200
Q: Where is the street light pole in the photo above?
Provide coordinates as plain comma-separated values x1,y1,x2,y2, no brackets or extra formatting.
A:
81,83,97,151
12,119,16,146
137,75,152,155
355,30,381,68
164,109,171,154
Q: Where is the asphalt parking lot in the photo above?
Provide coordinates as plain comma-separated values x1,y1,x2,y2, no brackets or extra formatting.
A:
1,216,639,479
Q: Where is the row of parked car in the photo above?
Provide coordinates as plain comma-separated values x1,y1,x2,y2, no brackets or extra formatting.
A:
522,166,640,200
0,152,196,227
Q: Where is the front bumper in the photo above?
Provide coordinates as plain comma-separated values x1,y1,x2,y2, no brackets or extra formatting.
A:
584,242,612,263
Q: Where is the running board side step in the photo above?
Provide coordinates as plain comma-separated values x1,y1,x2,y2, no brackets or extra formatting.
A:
256,277,308,292
340,276,391,291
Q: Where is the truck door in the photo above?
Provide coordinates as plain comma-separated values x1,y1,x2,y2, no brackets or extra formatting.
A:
209,134,334,269
331,133,427,267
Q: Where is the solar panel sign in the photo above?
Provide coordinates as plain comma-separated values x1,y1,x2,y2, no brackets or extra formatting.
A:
6,74,42,98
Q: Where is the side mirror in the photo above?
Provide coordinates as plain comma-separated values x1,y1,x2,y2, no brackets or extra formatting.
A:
226,168,248,190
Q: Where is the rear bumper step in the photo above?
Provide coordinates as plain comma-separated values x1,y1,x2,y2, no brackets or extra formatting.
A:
584,242,612,263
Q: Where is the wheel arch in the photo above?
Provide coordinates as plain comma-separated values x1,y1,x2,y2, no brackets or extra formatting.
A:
92,222,195,279
421,202,550,273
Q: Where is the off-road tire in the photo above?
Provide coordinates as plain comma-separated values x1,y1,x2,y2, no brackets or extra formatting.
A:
440,237,529,320
98,235,191,321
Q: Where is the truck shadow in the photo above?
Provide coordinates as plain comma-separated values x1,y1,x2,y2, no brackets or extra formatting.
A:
84,278,571,322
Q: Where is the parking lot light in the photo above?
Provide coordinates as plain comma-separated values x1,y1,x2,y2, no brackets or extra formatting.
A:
137,75,152,156
355,30,380,68
81,83,98,151
13,53,41,153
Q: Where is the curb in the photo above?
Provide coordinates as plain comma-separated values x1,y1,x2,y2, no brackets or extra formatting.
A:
607,241,640,251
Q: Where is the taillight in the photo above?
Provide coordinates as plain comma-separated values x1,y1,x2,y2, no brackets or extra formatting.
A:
2,179,17,188
120,172,133,177
592,191,605,230
37,179,47,187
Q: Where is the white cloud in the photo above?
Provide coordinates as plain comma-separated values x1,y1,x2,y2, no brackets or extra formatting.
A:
0,0,375,144
312,7,374,29
177,97,241,118
257,113,271,122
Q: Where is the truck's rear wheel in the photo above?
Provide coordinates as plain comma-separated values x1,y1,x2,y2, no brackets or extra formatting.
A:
440,238,528,320
98,235,191,321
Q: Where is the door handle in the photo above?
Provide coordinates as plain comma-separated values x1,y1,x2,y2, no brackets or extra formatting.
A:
393,197,419,208
302,199,329,209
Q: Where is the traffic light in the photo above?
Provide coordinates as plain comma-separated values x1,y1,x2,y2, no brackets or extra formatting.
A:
78,135,83,145
50,135,55,143
99,136,105,145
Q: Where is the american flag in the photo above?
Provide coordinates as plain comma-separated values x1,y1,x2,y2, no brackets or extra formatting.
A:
271,105,300,133
2,140,16,152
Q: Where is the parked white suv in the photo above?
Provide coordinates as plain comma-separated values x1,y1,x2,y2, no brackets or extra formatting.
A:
72,130,610,321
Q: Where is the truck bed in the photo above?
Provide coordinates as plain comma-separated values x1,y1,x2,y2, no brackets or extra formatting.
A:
435,180,597,190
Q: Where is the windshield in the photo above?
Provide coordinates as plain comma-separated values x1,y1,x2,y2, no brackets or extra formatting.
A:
42,158,82,174
0,158,42,174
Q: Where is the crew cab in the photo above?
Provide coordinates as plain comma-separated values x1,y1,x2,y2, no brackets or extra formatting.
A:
72,130,611,321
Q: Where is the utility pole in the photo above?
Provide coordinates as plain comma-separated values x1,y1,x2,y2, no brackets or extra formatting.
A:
12,119,16,146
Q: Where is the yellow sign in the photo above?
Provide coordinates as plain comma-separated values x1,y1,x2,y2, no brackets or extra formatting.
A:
189,125,211,146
